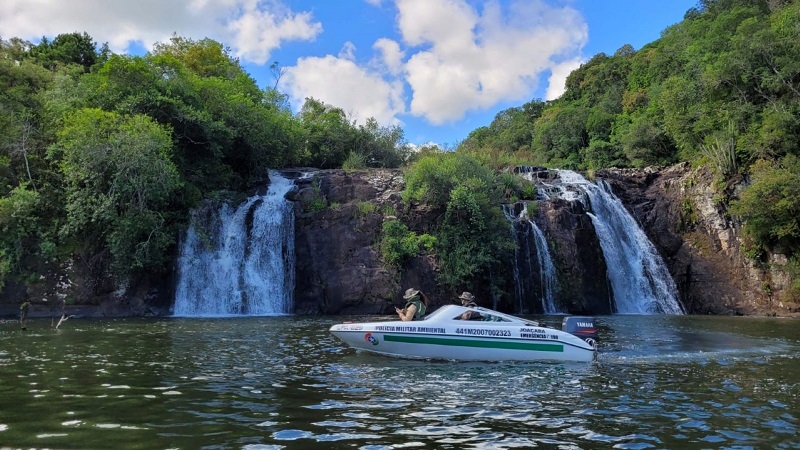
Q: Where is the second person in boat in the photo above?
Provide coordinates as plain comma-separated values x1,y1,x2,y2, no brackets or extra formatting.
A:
457,292,482,320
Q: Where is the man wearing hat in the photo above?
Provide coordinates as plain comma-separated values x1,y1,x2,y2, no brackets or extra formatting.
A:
458,292,481,320
396,288,429,321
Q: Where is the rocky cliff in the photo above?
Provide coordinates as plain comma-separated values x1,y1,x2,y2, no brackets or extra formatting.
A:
289,169,615,316
600,163,797,316
288,169,449,315
2,164,796,318
289,165,797,316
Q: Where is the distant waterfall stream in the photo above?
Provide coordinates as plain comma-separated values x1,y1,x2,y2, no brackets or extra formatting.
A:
530,220,558,314
555,170,684,314
172,171,296,317
503,204,561,314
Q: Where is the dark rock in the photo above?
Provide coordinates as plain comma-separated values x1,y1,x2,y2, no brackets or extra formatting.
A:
538,199,612,314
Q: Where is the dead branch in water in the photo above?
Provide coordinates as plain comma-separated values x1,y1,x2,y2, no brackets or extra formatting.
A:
55,313,75,330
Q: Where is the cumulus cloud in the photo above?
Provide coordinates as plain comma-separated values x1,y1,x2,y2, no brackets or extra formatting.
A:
545,57,584,100
282,53,405,125
1,0,590,129
0,0,321,64
227,2,322,64
396,0,588,124
372,38,405,75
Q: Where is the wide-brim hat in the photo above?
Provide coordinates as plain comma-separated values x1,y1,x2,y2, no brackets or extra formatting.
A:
459,292,475,302
403,288,420,299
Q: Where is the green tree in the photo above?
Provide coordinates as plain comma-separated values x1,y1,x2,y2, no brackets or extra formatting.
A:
403,152,515,289
353,118,410,168
68,43,303,193
53,108,182,272
0,55,53,190
530,104,588,168
29,32,102,72
613,112,678,167
460,100,545,157
0,185,41,289
297,98,355,168
730,154,800,254
151,35,246,80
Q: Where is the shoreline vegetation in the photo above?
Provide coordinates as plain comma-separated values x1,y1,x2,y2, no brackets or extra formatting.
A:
1,0,799,316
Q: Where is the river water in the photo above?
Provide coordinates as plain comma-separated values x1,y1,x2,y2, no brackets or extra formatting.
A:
1,315,798,449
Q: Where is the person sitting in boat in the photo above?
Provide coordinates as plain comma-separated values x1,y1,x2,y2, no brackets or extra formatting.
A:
457,292,482,320
396,288,428,321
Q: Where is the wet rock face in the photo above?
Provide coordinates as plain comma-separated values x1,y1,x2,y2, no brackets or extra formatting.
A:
293,200,394,314
291,169,445,315
0,256,172,319
292,171,391,314
537,199,613,315
293,169,615,316
599,164,793,316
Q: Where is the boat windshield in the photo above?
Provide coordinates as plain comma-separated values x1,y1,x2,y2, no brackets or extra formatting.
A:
477,308,540,326
417,305,457,321
421,305,539,326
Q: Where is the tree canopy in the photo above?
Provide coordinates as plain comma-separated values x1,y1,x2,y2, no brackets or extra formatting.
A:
0,34,410,290
1,0,798,298
460,0,800,172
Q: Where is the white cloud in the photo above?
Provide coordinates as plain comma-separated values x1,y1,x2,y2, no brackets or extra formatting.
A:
545,58,584,100
0,0,321,64
282,55,405,126
396,0,588,124
373,38,404,75
227,2,322,64
338,41,357,61
0,0,590,129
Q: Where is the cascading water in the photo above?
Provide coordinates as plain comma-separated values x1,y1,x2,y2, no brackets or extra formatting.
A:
530,221,558,314
503,204,561,314
503,205,526,313
555,170,684,314
172,171,296,317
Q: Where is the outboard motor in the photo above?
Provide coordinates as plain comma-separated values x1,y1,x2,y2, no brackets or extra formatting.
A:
562,316,599,344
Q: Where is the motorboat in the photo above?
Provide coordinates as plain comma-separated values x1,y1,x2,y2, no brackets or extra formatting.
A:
329,304,598,362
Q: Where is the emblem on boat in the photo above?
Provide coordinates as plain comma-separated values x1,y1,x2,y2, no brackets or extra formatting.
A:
364,332,379,346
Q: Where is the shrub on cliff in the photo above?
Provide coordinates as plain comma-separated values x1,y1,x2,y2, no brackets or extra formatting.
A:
380,219,435,267
403,152,515,289
0,184,42,290
731,153,800,302
731,154,800,255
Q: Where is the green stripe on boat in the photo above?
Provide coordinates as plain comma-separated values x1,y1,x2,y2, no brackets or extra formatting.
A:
384,334,564,352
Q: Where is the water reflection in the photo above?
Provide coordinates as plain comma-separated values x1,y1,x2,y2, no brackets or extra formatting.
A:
0,315,798,448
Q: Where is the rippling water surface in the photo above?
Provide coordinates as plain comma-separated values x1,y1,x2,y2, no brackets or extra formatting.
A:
1,315,798,449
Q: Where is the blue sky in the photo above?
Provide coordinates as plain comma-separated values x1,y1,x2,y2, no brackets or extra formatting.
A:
1,0,697,146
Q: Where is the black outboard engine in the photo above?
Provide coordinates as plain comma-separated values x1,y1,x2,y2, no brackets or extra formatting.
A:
562,316,599,344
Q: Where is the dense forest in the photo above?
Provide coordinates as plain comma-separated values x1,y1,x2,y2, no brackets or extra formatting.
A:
1,0,798,301
0,33,411,292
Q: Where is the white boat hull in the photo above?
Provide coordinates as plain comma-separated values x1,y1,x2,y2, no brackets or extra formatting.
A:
330,305,596,362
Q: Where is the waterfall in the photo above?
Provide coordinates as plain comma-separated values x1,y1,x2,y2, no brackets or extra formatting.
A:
503,205,526,313
530,220,558,314
503,204,561,314
555,170,684,314
172,171,296,317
